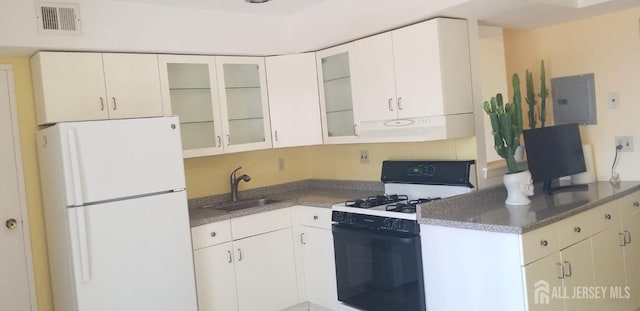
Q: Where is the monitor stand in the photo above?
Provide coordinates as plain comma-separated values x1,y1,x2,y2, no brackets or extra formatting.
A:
543,180,589,194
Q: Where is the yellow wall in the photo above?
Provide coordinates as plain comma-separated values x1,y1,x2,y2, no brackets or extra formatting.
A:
0,57,52,311
503,6,640,181
185,137,477,198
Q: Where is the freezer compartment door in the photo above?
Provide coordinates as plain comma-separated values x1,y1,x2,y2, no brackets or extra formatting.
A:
67,191,197,311
39,117,185,205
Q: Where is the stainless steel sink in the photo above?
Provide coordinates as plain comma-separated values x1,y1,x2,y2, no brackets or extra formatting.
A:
212,198,282,212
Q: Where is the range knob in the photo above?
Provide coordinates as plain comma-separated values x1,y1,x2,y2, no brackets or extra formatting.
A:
383,218,394,229
394,220,405,230
347,214,356,224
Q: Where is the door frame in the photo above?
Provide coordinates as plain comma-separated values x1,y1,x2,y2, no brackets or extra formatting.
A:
1,64,38,310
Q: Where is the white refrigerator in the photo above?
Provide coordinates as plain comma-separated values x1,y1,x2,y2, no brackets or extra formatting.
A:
36,117,198,311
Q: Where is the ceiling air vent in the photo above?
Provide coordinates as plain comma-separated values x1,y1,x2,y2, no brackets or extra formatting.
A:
36,2,81,34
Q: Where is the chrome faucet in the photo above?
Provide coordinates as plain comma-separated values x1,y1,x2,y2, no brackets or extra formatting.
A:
230,166,251,202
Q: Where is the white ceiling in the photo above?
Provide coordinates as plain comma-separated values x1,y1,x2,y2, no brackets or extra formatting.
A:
103,0,640,29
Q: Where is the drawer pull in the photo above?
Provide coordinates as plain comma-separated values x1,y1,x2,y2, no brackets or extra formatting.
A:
540,240,548,247
604,214,612,220
313,215,319,220
620,232,627,246
557,262,565,279
300,233,306,245
237,248,243,261
624,230,632,245
563,261,572,277
227,250,232,263
574,226,582,233
634,202,640,207
210,232,216,237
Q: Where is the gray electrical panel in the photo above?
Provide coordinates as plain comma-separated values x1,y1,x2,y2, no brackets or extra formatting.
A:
551,73,597,125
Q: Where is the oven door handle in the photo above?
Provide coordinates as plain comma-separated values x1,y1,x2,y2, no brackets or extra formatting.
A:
332,224,420,243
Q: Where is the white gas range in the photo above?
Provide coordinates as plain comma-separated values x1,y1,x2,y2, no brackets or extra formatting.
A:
330,160,476,311
331,160,476,221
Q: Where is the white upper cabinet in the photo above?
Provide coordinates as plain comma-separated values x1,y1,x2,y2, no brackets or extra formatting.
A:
31,51,163,125
158,55,224,158
353,18,473,122
265,53,322,148
316,43,360,144
215,56,272,153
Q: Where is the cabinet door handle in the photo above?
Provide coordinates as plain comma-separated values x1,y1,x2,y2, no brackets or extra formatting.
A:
388,98,394,111
624,230,632,245
604,214,612,220
111,97,117,110
540,239,548,247
574,226,582,233
634,202,640,207
620,232,627,246
313,215,318,220
397,97,403,110
99,97,105,111
557,262,565,279
274,130,279,142
300,233,306,245
227,250,233,263
216,136,221,147
563,261,572,277
226,135,231,146
353,124,359,136
210,231,216,237
237,248,243,261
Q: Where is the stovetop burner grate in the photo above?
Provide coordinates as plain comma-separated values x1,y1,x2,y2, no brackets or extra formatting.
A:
344,194,408,209
384,197,442,213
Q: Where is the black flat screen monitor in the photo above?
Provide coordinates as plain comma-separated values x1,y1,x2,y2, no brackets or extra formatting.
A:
523,123,587,194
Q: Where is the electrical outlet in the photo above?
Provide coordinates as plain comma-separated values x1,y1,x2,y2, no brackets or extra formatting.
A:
278,158,285,171
359,150,369,164
615,136,634,152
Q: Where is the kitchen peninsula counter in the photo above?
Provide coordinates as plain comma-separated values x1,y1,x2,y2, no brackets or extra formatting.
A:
418,181,640,234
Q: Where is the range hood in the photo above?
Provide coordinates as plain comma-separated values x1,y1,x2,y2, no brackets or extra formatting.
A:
356,113,475,143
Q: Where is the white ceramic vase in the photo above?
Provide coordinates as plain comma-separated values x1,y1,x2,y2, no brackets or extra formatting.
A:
503,170,534,205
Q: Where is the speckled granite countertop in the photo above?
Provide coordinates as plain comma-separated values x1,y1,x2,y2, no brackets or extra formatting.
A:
418,181,640,234
188,179,383,227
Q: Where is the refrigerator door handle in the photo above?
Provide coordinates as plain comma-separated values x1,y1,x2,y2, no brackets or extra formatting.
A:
73,206,92,283
66,129,85,206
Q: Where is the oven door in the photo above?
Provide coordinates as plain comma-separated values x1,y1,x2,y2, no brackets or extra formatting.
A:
332,224,425,311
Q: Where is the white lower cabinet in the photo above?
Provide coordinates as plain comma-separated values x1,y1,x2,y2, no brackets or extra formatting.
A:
193,242,239,311
192,208,299,311
293,206,339,310
622,213,640,310
234,228,299,311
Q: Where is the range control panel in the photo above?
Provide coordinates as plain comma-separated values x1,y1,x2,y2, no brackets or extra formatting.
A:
331,211,419,235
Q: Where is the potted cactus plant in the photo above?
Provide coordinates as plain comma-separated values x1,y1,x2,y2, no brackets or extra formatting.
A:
483,74,533,205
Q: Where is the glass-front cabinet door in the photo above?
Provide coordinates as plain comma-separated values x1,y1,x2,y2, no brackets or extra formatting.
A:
158,55,223,158
316,43,360,144
216,56,272,153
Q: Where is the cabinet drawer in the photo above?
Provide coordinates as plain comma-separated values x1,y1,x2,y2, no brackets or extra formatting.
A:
231,208,291,240
521,223,558,264
191,220,232,250
557,210,601,249
298,206,332,230
619,190,640,219
591,200,621,231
